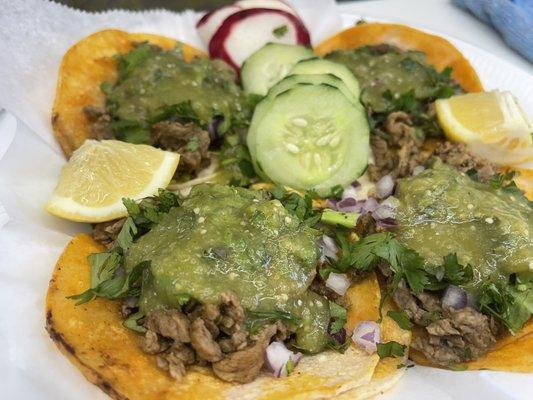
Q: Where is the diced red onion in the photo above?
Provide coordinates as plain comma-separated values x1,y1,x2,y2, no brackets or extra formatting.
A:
372,204,395,221
375,175,395,199
326,272,351,296
376,217,397,229
325,198,338,209
265,341,303,378
207,116,223,142
352,321,381,353
442,285,468,309
372,196,399,221
412,165,425,176
329,327,347,345
337,197,359,213
342,185,359,200
318,235,338,262
361,197,379,213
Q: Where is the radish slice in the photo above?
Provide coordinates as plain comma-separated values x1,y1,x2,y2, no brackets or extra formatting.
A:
235,0,297,16
197,5,242,46
209,8,311,70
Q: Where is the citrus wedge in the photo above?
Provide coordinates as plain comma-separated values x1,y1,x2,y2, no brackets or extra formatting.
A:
46,140,180,223
436,90,532,144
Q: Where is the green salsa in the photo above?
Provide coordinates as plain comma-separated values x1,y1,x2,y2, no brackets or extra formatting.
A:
124,184,330,352
396,162,533,291
104,43,248,142
325,46,457,113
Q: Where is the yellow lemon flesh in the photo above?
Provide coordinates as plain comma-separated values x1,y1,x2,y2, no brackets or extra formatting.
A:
46,140,180,223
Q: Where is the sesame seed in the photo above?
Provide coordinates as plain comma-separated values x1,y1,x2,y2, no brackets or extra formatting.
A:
198,217,205,223
285,216,292,223
200,229,207,235
467,204,474,209
485,217,494,224
193,207,200,214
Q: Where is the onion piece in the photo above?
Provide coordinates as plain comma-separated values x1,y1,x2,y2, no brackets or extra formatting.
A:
412,165,425,176
361,197,379,213
329,327,347,345
442,285,468,309
375,175,395,199
352,321,381,353
376,217,397,229
265,341,302,377
317,235,338,261
336,197,359,213
341,185,359,200
326,272,351,296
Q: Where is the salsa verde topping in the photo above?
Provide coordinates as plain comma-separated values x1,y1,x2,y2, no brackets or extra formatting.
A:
124,184,331,352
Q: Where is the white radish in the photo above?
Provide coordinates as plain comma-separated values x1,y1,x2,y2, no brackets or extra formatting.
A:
196,5,242,45
209,8,310,70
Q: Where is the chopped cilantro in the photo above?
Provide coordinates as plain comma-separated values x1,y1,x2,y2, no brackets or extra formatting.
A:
285,357,296,375
386,310,413,330
272,25,288,38
123,311,147,333
329,301,348,334
376,341,406,359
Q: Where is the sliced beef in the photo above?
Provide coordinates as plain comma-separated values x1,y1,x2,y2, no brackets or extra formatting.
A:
83,106,114,140
145,309,191,343
433,141,496,182
139,329,169,354
392,280,499,366
368,112,429,181
392,281,442,326
92,218,126,249
190,318,223,362
212,324,278,383
151,121,210,175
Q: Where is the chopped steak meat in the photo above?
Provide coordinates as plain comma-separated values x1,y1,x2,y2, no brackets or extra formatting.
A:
145,309,191,343
190,318,223,362
433,141,496,182
139,329,169,354
92,218,126,249
212,324,279,383
151,121,211,175
368,112,429,181
392,280,499,365
139,291,288,382
83,106,114,140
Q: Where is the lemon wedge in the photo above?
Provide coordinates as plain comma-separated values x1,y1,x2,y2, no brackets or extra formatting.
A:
46,140,180,223
436,90,532,145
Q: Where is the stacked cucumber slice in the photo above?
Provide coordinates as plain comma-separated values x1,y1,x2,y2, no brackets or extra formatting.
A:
243,44,370,195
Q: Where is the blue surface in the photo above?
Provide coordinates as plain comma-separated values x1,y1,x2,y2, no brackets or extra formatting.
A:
454,0,533,62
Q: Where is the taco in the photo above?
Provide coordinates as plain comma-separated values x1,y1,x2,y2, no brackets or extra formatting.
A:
45,13,532,400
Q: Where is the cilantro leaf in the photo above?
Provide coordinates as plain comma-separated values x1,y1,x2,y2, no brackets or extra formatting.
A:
114,42,153,81
376,341,406,359
272,25,288,38
329,301,347,334
147,101,201,126
115,217,137,252
479,280,532,334
386,310,413,330
285,357,296,375
123,311,147,333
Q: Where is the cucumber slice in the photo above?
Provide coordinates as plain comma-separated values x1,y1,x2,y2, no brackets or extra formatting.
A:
290,58,361,99
252,84,369,194
241,43,314,96
268,73,358,105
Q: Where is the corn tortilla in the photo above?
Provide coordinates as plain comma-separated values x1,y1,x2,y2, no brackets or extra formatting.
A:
46,235,410,399
51,29,204,158
314,23,483,93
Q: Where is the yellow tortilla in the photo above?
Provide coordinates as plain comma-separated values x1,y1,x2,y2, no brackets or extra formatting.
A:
46,235,409,399
314,23,483,93
51,29,204,158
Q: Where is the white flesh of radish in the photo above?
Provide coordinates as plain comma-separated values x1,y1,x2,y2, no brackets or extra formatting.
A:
222,12,299,67
197,5,242,45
